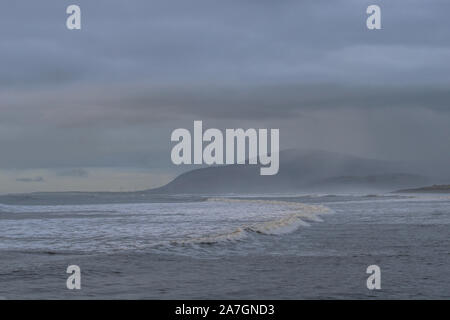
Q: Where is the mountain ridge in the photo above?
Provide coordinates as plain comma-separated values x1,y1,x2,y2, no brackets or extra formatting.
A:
147,149,429,194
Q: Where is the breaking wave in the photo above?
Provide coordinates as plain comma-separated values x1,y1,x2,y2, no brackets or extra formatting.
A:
1,197,333,253
169,198,332,246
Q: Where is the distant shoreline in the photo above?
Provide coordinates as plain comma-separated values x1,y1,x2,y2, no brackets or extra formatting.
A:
395,185,450,193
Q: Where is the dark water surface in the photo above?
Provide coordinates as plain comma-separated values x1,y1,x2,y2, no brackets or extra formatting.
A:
0,193,449,299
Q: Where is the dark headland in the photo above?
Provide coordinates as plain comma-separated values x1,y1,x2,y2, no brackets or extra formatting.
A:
395,185,450,193
148,150,430,194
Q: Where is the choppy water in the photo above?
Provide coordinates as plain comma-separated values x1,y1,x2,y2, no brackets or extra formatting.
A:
0,193,449,299
0,198,330,254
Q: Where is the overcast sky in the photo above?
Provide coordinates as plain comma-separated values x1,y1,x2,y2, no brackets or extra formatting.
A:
1,0,449,193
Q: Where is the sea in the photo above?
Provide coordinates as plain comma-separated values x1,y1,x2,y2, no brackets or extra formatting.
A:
0,193,449,299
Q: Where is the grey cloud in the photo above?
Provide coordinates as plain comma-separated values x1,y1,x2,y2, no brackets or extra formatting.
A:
2,84,450,130
16,176,45,183
1,0,450,89
0,0,449,182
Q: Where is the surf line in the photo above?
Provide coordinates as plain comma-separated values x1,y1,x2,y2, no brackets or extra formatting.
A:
170,121,279,175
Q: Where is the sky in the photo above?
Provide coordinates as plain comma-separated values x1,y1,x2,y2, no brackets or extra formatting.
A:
1,0,449,193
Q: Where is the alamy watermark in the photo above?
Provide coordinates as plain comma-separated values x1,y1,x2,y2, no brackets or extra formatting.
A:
66,265,81,290
65,4,381,31
171,121,279,175
366,265,381,290
66,5,81,30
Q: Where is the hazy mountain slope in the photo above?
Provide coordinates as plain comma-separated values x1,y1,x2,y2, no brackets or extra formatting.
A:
149,150,427,194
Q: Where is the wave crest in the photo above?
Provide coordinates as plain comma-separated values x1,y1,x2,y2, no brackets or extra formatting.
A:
170,198,332,246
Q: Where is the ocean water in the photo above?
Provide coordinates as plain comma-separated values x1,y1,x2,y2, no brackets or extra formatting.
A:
0,193,449,299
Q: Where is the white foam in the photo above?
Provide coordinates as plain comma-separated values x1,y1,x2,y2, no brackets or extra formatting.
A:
1,197,333,252
196,198,332,238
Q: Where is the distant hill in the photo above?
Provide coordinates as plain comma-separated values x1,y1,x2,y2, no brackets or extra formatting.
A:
148,150,429,194
396,185,450,193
